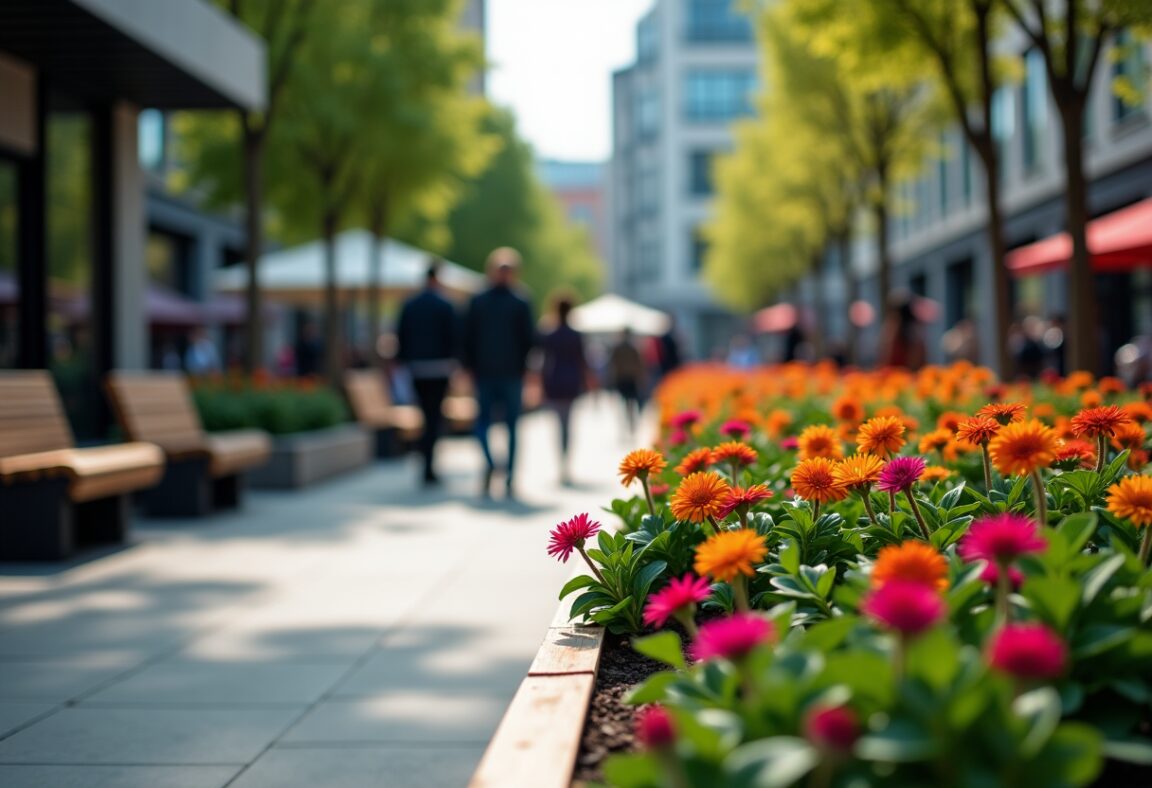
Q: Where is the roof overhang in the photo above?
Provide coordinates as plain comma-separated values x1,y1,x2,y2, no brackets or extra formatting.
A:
0,0,266,110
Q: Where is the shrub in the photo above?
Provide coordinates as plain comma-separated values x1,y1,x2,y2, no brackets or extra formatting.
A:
191,375,349,435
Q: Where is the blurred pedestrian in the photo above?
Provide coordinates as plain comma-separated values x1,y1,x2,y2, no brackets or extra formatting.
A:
878,292,926,370
397,260,459,486
941,318,980,363
462,248,536,499
609,328,647,438
295,321,322,377
540,293,589,486
727,334,760,368
657,317,684,376
185,327,221,375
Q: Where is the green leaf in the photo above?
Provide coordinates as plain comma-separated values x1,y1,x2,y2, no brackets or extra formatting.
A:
1022,576,1081,630
1103,738,1152,765
558,574,598,599
1072,625,1135,659
1081,554,1126,606
856,718,938,762
633,631,686,670
725,737,818,788
603,753,663,787
632,559,668,601
1034,723,1103,786
779,539,801,574
625,671,680,704
1014,687,1061,758
1057,512,1098,554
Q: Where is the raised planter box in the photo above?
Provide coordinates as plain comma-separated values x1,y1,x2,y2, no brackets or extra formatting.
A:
247,424,372,490
470,593,606,788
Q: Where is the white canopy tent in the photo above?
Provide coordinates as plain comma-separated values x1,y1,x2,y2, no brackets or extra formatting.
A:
569,293,671,336
214,229,485,304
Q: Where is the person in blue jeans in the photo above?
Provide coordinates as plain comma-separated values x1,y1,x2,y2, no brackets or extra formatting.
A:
462,248,536,499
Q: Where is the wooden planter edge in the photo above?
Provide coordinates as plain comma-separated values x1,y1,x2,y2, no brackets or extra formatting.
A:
469,582,606,788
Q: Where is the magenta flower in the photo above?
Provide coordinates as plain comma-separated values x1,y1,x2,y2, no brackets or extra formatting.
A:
987,623,1067,680
877,456,927,493
861,579,946,636
643,574,712,628
804,704,860,752
959,513,1047,565
667,429,689,447
691,613,775,661
721,419,752,440
636,705,676,749
979,561,1025,589
546,513,601,562
780,437,800,451
670,410,702,430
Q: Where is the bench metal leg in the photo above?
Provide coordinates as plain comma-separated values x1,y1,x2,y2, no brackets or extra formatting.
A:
212,473,245,510
0,479,73,561
75,494,130,548
146,457,212,517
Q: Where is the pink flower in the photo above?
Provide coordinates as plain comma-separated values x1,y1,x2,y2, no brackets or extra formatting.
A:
979,562,1025,589
546,513,601,563
650,482,670,497
636,705,676,749
780,437,800,451
959,513,1047,565
804,704,860,751
691,613,775,661
667,429,689,447
670,410,702,430
876,456,927,493
643,574,712,628
861,579,946,636
721,419,752,440
987,623,1067,680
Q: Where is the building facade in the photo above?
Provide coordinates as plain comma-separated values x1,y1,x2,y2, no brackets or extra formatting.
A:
610,0,758,358
538,159,609,262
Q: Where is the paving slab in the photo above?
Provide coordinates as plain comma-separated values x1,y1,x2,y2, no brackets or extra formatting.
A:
0,703,56,737
0,656,138,702
229,745,484,788
281,691,507,745
0,764,239,788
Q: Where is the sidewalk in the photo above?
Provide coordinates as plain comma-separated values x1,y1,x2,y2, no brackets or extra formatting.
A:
0,398,636,787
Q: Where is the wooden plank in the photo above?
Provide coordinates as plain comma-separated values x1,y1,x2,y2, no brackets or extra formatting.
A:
468,674,594,788
529,626,604,676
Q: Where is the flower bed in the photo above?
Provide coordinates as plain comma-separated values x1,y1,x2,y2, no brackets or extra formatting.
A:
191,373,350,435
548,362,1152,786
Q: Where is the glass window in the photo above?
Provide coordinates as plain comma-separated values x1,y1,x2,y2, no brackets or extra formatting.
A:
685,0,752,42
635,167,659,215
639,239,660,277
688,150,715,195
636,89,661,138
937,135,949,217
0,159,18,368
991,87,1015,183
1022,49,1047,173
689,227,709,272
1113,29,1147,124
637,14,658,64
960,136,973,206
138,109,167,172
684,70,756,121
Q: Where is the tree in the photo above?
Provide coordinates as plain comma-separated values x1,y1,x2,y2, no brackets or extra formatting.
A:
879,0,1016,376
999,0,1152,374
407,108,602,306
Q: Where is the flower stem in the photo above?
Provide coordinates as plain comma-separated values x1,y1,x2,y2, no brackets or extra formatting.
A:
704,516,719,536
730,460,741,485
904,489,931,540
1096,435,1107,473
1031,469,1048,526
860,489,879,527
980,444,993,491
641,478,656,517
994,559,1012,624
732,575,751,612
1139,527,1152,566
577,546,607,586
812,500,821,521
674,609,699,639
893,634,907,684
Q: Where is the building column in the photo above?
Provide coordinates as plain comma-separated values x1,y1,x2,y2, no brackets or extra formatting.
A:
93,101,147,374
16,71,48,369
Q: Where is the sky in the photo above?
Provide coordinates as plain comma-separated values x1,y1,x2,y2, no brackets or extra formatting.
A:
486,0,652,163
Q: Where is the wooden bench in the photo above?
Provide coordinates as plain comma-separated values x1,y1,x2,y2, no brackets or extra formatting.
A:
0,371,165,560
343,370,478,458
105,372,271,517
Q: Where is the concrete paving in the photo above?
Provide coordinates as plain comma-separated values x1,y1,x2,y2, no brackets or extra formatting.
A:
0,399,638,788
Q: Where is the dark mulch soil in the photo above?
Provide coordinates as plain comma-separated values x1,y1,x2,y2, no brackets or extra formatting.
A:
572,632,663,784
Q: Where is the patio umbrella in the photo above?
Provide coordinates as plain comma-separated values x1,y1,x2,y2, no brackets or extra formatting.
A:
568,293,671,336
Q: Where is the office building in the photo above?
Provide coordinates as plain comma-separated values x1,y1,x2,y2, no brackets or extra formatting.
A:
538,159,608,262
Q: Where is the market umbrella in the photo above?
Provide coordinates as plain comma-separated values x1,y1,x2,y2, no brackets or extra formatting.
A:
568,293,671,336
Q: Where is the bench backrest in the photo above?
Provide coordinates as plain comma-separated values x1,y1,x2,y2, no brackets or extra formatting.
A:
343,370,394,425
105,372,206,455
0,370,76,456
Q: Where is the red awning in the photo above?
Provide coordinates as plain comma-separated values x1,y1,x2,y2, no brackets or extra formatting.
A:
1007,197,1152,277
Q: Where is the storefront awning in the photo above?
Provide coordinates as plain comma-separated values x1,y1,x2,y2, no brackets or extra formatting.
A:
1007,197,1152,277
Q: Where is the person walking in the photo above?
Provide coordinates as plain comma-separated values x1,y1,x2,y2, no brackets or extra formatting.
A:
397,260,459,486
540,294,589,486
462,248,536,499
608,328,647,438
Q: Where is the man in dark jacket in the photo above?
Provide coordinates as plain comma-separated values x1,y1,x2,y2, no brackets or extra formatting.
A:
462,247,536,498
397,261,458,485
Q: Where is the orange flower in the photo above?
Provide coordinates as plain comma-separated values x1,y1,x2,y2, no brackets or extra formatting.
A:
936,411,968,433
919,429,953,455
977,402,1027,426
833,453,886,490
1110,422,1147,453
1106,475,1152,528
798,424,844,461
856,416,907,458
619,449,667,487
1080,390,1103,409
831,395,864,423
712,441,758,468
1054,439,1096,470
871,541,949,591
1070,405,1132,439
675,447,716,476
921,465,952,483
694,528,769,582
956,416,1001,447
1123,401,1152,424
791,458,848,504
670,472,732,523
988,419,1058,476
1098,376,1126,395
765,409,793,437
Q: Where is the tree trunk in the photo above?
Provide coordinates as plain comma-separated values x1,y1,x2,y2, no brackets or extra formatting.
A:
1060,98,1099,374
974,138,1015,378
242,128,265,375
872,191,891,313
367,194,389,366
322,210,342,388
809,251,827,359
838,232,857,366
